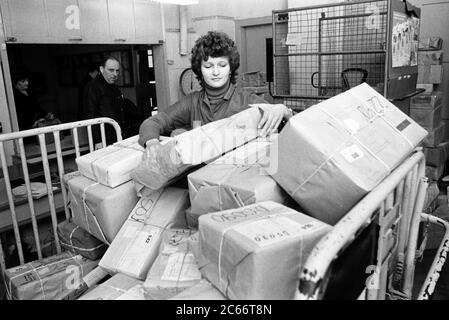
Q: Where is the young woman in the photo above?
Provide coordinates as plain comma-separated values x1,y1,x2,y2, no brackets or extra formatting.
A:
138,31,293,147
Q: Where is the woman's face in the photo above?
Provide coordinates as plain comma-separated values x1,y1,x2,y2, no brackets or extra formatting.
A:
15,78,29,91
201,56,230,88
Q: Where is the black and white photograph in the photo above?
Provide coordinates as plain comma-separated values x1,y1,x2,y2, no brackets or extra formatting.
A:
0,0,448,310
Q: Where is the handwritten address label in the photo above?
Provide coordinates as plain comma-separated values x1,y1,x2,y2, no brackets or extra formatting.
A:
161,252,201,282
231,216,323,247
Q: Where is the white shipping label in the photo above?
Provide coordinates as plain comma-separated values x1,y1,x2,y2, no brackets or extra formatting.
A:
232,216,320,247
341,144,364,163
118,228,163,272
161,253,202,282
37,266,50,276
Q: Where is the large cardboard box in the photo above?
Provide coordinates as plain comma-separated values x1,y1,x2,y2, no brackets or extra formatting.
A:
422,123,445,147
418,37,443,50
99,188,189,280
78,273,144,300
76,135,145,188
424,141,449,167
198,201,331,300
65,171,139,244
409,105,442,129
187,138,288,228
143,229,201,300
411,92,443,110
272,83,427,225
131,107,262,194
417,65,443,84
425,164,445,181
417,50,443,65
4,252,98,300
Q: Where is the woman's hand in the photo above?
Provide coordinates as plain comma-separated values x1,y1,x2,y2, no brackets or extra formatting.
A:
249,103,290,137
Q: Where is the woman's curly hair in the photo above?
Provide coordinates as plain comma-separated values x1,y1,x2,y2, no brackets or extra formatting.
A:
190,31,240,88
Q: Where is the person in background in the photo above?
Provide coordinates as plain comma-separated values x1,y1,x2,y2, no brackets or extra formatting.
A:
12,66,53,131
138,31,293,147
77,62,99,121
83,55,126,145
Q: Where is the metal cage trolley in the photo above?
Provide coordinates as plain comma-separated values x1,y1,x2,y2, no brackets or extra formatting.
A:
0,118,121,299
270,0,423,111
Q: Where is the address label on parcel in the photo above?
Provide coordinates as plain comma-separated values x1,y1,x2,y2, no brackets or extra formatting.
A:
231,216,324,247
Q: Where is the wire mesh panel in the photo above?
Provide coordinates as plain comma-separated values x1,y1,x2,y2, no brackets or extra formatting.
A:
272,0,389,110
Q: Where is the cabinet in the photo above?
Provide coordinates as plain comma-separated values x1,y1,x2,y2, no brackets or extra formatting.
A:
0,0,163,44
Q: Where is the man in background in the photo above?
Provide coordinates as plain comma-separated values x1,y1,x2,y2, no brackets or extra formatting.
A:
83,56,126,146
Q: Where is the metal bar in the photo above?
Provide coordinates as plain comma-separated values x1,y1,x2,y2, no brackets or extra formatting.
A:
402,175,428,296
18,138,42,260
0,118,121,142
53,131,70,220
71,127,81,159
100,123,106,148
274,50,386,57
297,151,425,300
417,213,449,300
272,0,387,14
383,0,392,97
0,235,5,275
38,134,61,254
319,11,387,22
87,125,94,153
0,142,25,264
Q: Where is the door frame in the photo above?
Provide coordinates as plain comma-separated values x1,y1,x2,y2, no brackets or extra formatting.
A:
235,16,272,74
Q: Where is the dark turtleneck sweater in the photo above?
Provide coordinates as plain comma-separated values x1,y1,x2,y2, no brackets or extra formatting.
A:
204,79,231,114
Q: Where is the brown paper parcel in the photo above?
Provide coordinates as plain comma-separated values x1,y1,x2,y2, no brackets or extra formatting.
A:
99,187,189,280
272,83,428,225
78,273,144,300
65,171,139,244
169,279,227,300
131,107,262,194
187,138,288,227
197,201,331,300
143,228,201,300
76,135,145,188
4,251,98,300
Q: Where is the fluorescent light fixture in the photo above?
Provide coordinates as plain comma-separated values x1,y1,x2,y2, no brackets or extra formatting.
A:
149,0,198,4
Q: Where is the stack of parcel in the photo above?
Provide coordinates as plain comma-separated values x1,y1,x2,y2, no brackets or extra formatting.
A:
3,83,427,300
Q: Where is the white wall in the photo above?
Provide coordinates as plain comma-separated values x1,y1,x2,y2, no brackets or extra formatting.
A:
232,0,287,20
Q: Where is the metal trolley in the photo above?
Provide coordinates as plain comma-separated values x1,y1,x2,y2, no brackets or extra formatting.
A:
297,149,449,300
0,118,121,299
271,0,423,111
0,119,447,300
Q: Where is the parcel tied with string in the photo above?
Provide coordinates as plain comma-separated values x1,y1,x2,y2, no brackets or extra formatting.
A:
99,187,190,280
187,137,289,228
272,83,428,225
130,107,262,194
143,229,202,300
78,273,145,300
197,201,331,300
57,220,108,260
75,135,145,188
65,171,139,244
4,251,98,300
